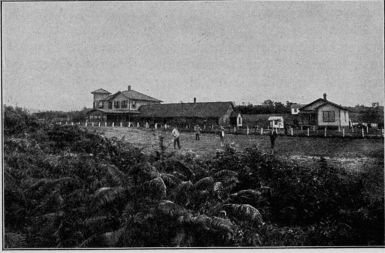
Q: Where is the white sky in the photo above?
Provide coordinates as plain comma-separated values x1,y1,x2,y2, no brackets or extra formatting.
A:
2,1,384,111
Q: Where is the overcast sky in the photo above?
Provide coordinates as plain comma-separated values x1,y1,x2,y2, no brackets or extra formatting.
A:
2,1,384,111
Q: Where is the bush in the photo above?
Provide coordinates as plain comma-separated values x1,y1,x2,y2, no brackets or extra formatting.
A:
3,116,384,247
4,105,41,136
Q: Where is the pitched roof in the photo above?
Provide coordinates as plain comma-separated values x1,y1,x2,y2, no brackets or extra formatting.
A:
104,90,162,102
138,102,234,118
300,98,349,111
91,88,111,94
87,109,140,114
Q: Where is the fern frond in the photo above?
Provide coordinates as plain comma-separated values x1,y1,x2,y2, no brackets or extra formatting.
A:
223,204,264,225
158,200,188,217
27,177,75,193
172,171,188,181
176,180,194,193
93,186,125,208
214,170,238,180
84,216,109,228
160,173,182,188
101,226,126,247
190,214,211,230
230,189,262,200
4,233,27,248
171,159,195,179
146,177,167,199
106,165,127,185
194,176,214,190
210,217,234,233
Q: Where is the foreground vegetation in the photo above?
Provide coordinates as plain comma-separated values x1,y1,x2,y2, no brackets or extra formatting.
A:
4,106,384,247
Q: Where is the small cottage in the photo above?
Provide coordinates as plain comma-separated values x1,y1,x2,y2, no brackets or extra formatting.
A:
299,93,350,129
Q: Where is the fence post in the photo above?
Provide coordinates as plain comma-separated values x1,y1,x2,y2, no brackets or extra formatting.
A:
366,125,369,134
112,122,114,128
120,122,122,127
342,128,345,138
260,128,263,135
98,122,100,127
105,122,107,127
324,127,327,137
246,126,249,135
291,128,294,136
307,128,310,137
234,127,236,133
362,128,365,138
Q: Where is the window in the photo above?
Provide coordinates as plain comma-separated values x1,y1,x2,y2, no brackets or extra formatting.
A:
108,102,112,109
132,101,137,109
98,101,103,108
114,101,120,108
121,100,127,108
322,111,335,122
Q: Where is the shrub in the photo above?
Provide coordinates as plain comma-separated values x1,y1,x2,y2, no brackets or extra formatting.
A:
3,116,384,247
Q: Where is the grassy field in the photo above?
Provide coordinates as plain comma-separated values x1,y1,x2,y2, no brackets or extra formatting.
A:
90,127,383,172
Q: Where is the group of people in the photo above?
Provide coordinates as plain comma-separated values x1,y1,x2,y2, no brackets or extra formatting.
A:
170,124,278,153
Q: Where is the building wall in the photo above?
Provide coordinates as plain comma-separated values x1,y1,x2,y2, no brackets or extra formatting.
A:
88,111,107,121
93,93,110,108
317,104,349,127
218,105,235,126
103,93,160,111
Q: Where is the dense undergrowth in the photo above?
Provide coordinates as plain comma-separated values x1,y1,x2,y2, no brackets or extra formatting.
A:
3,106,384,247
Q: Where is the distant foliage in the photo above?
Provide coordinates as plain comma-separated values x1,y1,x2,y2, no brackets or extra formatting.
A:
3,106,384,247
4,105,41,135
235,100,291,114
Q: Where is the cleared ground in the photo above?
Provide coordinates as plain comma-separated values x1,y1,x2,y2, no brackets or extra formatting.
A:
91,127,384,172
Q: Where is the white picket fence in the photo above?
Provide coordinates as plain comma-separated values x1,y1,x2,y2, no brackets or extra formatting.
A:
56,121,384,138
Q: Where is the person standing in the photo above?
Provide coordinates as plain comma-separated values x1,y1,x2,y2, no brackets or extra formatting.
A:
194,124,201,140
172,127,181,149
269,129,278,154
219,126,225,147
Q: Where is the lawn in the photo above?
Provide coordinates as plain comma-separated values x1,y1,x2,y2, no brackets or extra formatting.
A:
91,127,384,172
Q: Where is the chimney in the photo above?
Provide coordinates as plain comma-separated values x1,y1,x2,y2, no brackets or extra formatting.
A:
128,85,131,91
194,97,196,103
323,93,327,100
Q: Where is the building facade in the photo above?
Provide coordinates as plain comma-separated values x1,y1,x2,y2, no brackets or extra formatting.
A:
87,88,240,127
299,93,350,129
88,86,162,122
137,101,239,127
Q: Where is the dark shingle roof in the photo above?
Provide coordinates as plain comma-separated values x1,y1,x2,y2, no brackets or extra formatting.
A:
91,88,111,94
87,109,140,114
138,102,234,118
104,90,162,102
300,98,349,111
